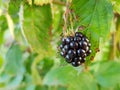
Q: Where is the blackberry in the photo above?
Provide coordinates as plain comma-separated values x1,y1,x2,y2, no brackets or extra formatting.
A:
79,41,88,49
59,32,92,67
84,46,89,52
62,38,66,44
64,45,69,51
72,61,81,67
62,48,67,53
75,32,83,37
65,54,72,63
77,49,86,58
74,37,81,42
66,37,71,44
71,57,81,67
67,50,76,58
86,50,92,56
80,58,86,63
60,51,66,57
60,44,64,50
70,36,74,41
70,41,78,49
88,43,91,47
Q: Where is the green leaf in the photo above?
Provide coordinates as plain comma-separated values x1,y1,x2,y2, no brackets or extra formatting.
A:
6,73,24,89
68,72,97,90
23,4,53,57
4,42,24,75
0,73,10,84
37,57,54,78
35,85,67,90
43,65,97,90
94,61,120,88
23,4,53,85
53,5,64,36
94,39,112,61
18,74,36,90
0,55,4,68
8,0,21,23
111,0,120,14
72,0,113,39
0,15,8,44
43,65,77,86
0,0,9,10
35,85,48,90
18,85,36,90
0,71,24,89
71,0,113,62
24,53,37,74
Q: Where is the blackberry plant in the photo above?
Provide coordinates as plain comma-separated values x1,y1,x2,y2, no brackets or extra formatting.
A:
1,0,120,90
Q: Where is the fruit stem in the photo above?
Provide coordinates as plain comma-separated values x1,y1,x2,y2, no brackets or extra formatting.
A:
69,9,74,33
63,1,70,36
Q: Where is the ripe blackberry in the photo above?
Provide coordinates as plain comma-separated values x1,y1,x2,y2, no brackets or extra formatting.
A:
74,36,81,42
66,37,71,44
86,50,92,56
70,41,78,49
72,61,81,67
75,32,83,37
64,45,69,51
60,51,66,57
77,49,86,57
61,38,66,44
71,57,81,67
80,58,86,63
60,44,64,50
67,50,76,58
79,41,87,49
65,54,72,63
59,32,92,67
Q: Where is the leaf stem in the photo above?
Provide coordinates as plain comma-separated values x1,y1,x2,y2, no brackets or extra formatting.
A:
19,4,28,45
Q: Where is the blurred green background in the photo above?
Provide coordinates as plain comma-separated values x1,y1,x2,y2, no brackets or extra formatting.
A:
0,0,120,90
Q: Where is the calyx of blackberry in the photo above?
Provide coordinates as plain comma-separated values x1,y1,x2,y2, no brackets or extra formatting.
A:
59,32,92,67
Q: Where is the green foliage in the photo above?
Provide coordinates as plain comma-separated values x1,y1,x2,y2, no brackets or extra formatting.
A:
72,0,113,39
71,0,113,62
23,3,53,57
0,55,3,68
94,61,120,87
4,42,24,75
0,15,8,44
0,0,120,90
44,65,97,90
8,0,21,23
111,0,120,14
